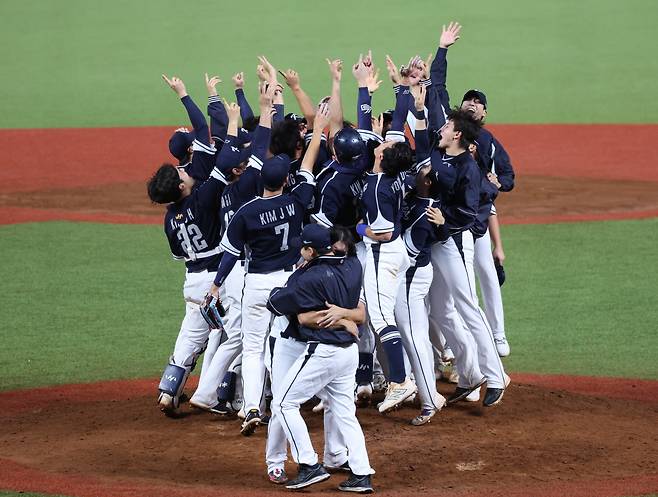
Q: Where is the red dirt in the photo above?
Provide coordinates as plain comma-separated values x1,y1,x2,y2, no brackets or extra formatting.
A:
1,125,657,226
1,375,657,497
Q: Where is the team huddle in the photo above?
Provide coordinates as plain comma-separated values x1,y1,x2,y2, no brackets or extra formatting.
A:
147,22,515,494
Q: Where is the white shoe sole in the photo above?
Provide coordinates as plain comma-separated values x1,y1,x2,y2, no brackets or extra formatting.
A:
285,472,330,489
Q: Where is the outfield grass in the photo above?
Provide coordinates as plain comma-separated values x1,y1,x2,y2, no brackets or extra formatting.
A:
1,0,657,128
0,218,656,392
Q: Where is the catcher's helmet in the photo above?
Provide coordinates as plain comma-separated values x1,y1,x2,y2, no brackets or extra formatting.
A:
333,127,365,164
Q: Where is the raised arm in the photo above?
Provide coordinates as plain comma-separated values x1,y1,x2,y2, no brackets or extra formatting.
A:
281,69,317,128
162,74,210,145
300,102,330,174
326,58,344,137
427,22,461,131
232,72,255,122
353,54,374,131
411,84,430,169
205,73,229,143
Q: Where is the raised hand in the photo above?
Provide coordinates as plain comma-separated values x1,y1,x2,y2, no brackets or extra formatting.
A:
352,54,369,84
439,21,462,49
281,69,301,90
404,55,422,86
232,72,245,89
411,84,426,111
257,55,278,84
314,101,331,130
326,58,343,82
258,80,276,108
205,73,222,96
385,55,401,85
222,99,241,123
363,49,373,72
365,67,382,95
256,64,268,82
162,74,187,98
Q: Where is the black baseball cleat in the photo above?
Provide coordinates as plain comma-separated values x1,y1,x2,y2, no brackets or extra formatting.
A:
338,472,374,493
240,409,261,436
324,460,351,473
483,388,505,407
285,463,330,490
260,413,271,425
447,377,487,405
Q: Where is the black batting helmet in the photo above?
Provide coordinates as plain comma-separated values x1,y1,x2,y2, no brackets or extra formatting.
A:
333,127,365,164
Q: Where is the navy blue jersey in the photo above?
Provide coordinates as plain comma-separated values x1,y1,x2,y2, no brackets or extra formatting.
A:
311,160,365,229
267,255,363,345
474,127,515,192
361,172,405,242
433,151,481,241
427,47,451,133
220,170,315,273
164,168,228,272
402,196,440,267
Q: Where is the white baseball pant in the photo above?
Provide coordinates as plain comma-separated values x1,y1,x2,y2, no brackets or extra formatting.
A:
395,263,442,411
272,342,374,476
432,232,506,389
241,269,292,413
474,229,506,339
192,261,246,407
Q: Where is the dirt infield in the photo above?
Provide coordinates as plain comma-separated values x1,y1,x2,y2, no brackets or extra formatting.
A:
1,125,657,226
1,375,657,497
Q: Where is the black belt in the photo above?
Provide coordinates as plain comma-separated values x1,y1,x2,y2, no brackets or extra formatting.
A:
247,264,294,274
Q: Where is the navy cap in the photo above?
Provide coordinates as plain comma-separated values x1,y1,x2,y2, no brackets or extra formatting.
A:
462,89,488,109
168,130,195,161
285,112,307,125
302,224,332,251
261,154,291,189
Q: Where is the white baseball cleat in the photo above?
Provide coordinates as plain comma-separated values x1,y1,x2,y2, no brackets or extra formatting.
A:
158,392,179,416
437,360,459,384
355,383,373,406
495,336,511,357
465,387,481,402
410,393,446,426
378,378,417,413
312,400,325,413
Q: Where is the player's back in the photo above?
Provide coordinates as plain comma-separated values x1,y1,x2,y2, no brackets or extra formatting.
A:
312,160,364,228
240,193,304,273
361,172,405,243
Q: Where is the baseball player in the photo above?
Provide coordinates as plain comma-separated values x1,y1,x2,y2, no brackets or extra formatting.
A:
148,75,228,415
208,98,316,436
190,84,275,411
267,223,374,493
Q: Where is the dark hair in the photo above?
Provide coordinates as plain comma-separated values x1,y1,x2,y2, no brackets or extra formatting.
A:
270,120,303,159
446,108,482,149
242,115,260,132
147,164,183,204
380,142,413,177
415,165,442,199
330,226,356,257
263,177,287,192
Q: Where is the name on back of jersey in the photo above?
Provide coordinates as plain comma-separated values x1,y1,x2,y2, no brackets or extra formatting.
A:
260,203,296,226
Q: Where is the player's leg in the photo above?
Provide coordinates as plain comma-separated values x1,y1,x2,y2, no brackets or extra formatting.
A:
395,263,445,422
241,270,291,432
363,239,416,412
191,263,245,409
323,343,375,488
438,234,507,396
266,334,307,483
474,229,509,356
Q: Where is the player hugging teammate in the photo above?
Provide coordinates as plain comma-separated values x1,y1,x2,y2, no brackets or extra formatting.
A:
146,21,515,494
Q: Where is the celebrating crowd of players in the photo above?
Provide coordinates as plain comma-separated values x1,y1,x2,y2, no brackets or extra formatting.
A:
147,22,515,493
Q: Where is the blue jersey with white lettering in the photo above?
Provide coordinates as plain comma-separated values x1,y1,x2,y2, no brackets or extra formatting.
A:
220,170,315,273
311,160,365,229
164,168,228,273
361,172,405,242
267,255,362,345
402,196,440,267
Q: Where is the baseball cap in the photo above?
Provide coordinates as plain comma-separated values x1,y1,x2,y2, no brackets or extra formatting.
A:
285,112,307,125
169,130,195,161
261,153,291,189
301,224,332,252
462,89,488,109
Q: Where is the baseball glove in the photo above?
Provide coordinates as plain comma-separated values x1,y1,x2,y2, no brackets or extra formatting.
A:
200,293,226,329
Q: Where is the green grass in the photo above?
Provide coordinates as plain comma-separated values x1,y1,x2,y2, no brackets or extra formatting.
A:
0,218,657,392
1,0,657,128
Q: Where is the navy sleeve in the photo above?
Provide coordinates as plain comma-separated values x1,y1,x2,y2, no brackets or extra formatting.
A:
443,165,480,232
249,124,272,167
207,95,229,143
186,139,218,182
290,170,316,209
357,87,372,131
213,252,238,287
267,275,325,316
415,128,431,169
427,47,451,131
181,95,210,146
194,167,229,212
235,89,254,121
386,86,409,142
491,136,515,192
273,103,284,123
